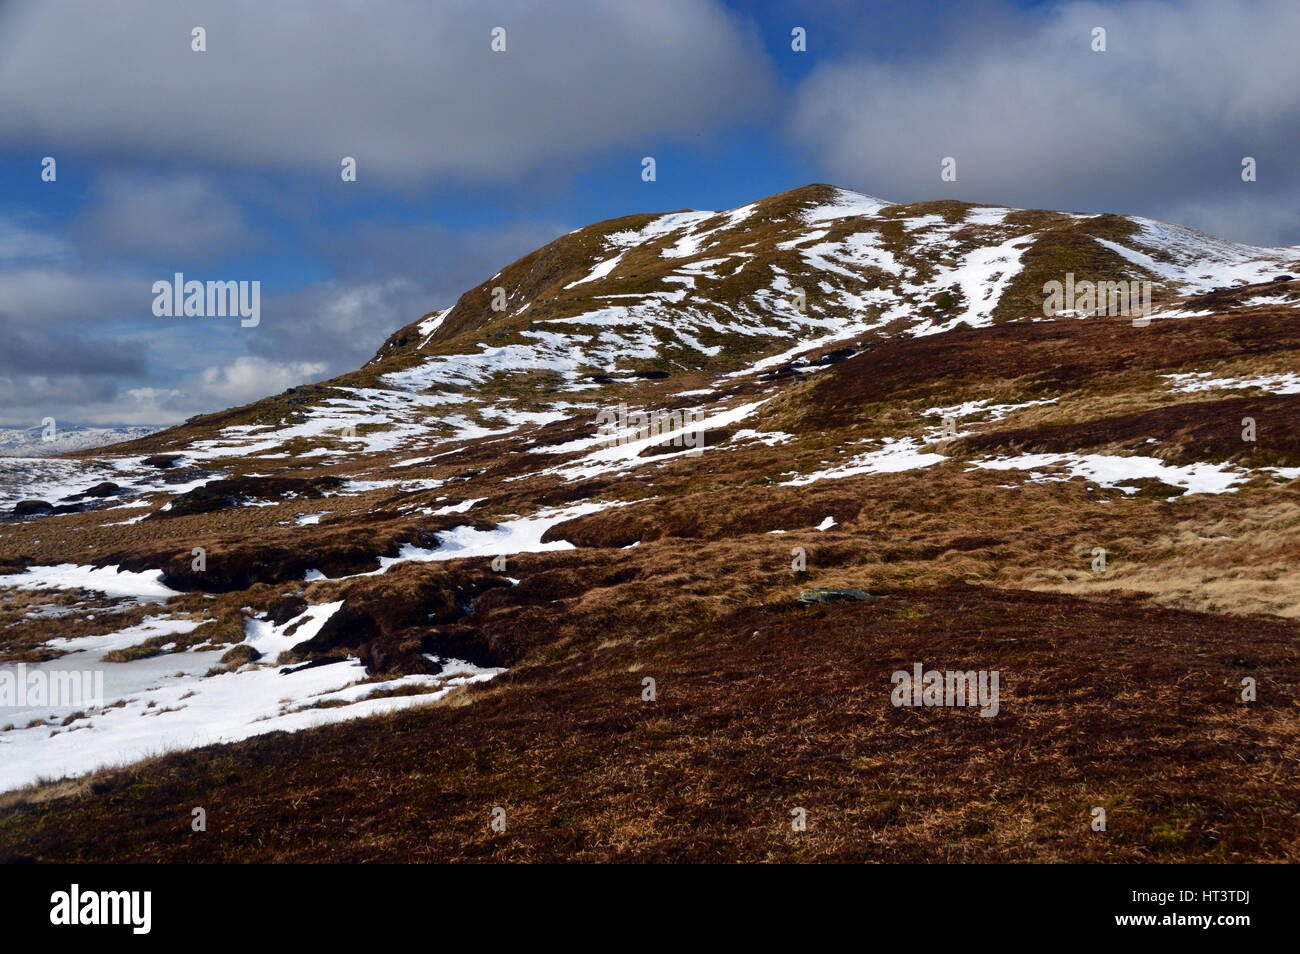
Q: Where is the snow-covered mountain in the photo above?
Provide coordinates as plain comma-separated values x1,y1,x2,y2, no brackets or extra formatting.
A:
13,183,1291,481
376,183,1297,389
0,424,158,458
2,184,1299,811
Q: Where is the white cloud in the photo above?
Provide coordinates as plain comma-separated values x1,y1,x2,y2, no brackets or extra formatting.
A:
0,0,772,183
0,357,327,428
789,0,1300,244
196,356,327,405
0,216,72,265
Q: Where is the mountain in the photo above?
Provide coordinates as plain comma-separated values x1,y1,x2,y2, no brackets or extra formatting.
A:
2,184,1299,862
0,423,158,458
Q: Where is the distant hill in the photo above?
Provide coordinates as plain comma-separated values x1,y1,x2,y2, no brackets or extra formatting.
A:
0,423,158,458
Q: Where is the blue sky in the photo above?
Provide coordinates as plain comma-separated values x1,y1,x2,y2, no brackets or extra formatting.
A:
1,0,1297,427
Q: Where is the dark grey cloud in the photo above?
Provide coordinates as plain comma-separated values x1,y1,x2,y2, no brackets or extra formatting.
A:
0,309,165,426
0,371,136,427
0,215,566,425
0,0,774,184
71,173,264,263
248,220,566,370
0,268,146,327
789,0,1300,245
0,314,146,377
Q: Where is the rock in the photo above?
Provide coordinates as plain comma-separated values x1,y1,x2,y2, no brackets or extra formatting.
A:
159,474,344,518
760,363,804,379
81,481,122,498
12,500,53,517
357,639,442,677
1274,275,1293,282
797,587,878,605
284,569,507,673
278,656,347,675
220,644,263,669
59,481,123,503
813,347,857,366
265,593,308,626
162,466,212,485
142,454,183,469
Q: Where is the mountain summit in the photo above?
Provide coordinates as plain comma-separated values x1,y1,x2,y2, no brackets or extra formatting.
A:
373,182,1296,386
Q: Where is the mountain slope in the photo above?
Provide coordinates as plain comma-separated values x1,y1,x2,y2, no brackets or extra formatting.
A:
2,185,1299,861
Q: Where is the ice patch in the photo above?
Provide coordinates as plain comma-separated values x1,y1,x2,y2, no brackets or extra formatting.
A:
0,650,503,793
968,453,1247,495
1162,371,1300,395
0,564,179,602
802,188,893,222
783,439,948,486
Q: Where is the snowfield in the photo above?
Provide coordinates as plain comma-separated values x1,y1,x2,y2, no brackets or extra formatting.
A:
0,564,181,602
0,597,505,793
0,648,503,793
